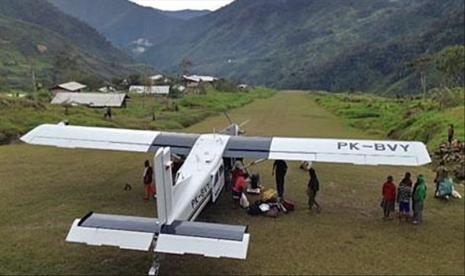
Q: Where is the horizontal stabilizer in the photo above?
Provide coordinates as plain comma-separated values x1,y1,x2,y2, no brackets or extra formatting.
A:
155,221,250,259
66,213,161,251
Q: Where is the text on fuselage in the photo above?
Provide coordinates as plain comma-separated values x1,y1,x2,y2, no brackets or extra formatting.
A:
191,181,212,210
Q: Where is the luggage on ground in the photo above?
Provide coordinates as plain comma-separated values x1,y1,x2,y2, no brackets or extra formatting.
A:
264,206,279,218
282,199,295,211
250,173,260,189
247,173,261,194
240,193,250,208
261,188,278,202
247,201,263,216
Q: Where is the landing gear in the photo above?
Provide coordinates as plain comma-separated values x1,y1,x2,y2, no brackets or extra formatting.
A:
148,238,164,276
148,252,163,276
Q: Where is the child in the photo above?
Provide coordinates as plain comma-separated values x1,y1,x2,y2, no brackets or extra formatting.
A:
382,176,396,220
397,172,412,221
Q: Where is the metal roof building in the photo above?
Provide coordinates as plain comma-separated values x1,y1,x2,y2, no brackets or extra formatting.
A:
129,85,170,95
51,92,128,108
50,81,87,93
182,75,218,83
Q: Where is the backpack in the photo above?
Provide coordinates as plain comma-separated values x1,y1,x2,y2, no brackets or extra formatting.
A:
247,201,262,216
250,173,260,189
282,199,295,211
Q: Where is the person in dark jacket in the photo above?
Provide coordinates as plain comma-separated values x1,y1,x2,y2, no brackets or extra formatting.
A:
272,160,288,201
143,160,155,200
306,165,321,212
397,172,412,221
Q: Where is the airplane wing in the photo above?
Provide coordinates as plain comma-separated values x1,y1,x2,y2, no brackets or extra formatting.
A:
223,136,431,166
20,124,199,156
22,124,431,166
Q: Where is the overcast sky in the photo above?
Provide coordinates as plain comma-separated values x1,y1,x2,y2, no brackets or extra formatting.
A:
130,0,235,11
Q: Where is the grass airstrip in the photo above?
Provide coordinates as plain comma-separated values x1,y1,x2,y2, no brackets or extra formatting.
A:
0,92,463,275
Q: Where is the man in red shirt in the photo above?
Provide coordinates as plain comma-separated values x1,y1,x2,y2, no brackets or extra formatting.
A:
382,175,396,220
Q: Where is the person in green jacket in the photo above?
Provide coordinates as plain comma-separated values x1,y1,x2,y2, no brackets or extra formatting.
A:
413,175,427,225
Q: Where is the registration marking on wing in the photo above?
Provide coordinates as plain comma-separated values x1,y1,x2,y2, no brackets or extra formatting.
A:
337,142,411,153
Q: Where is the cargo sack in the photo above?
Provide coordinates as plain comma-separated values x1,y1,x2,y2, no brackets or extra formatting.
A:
240,193,250,208
282,199,295,211
261,188,278,202
265,206,279,218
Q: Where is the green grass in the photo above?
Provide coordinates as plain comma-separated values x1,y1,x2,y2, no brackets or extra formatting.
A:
0,92,463,275
0,87,275,143
314,90,465,150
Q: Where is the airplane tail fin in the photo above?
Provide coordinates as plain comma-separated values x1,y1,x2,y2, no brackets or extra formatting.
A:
154,147,174,225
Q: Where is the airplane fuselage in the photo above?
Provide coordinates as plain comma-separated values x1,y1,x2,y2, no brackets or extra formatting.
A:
156,134,230,225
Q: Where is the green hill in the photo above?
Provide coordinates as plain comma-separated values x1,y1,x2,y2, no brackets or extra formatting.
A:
48,0,184,52
43,0,464,93
141,0,464,94
0,0,139,90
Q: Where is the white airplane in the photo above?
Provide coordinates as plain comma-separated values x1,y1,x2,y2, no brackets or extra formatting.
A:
20,122,431,274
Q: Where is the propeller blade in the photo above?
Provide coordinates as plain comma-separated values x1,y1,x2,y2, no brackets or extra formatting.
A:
223,111,233,124
239,120,251,128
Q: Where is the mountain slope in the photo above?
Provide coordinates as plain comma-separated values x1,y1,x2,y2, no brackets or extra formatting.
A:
142,0,464,93
0,0,138,90
160,9,210,20
48,0,183,51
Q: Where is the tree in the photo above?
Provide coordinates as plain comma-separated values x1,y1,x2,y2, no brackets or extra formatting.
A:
180,57,193,75
409,55,432,99
434,45,465,88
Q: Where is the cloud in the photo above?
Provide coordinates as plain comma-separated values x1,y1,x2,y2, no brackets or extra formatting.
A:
130,0,235,11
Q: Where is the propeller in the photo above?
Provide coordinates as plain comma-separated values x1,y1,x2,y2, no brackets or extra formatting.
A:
220,111,250,136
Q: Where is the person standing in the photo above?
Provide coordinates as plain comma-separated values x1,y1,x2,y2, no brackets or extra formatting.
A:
143,160,155,200
397,172,412,221
382,176,396,220
231,160,248,190
434,161,448,197
448,124,454,144
104,106,112,120
413,175,427,225
306,166,321,212
272,160,288,201
232,174,247,209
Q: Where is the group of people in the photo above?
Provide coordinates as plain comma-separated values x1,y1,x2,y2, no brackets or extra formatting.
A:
381,173,427,224
142,153,457,225
231,159,322,212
